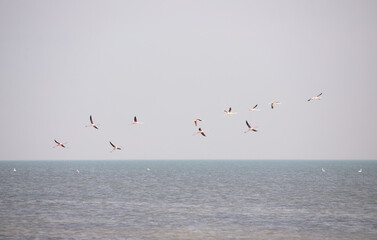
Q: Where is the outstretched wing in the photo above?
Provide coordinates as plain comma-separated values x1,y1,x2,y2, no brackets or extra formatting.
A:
109,141,115,148
134,116,137,122
201,132,206,137
90,115,93,124
317,93,323,97
246,120,251,128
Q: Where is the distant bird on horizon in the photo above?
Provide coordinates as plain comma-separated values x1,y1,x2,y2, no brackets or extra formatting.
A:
194,118,202,126
249,104,260,111
109,141,122,152
308,93,323,101
53,140,68,148
194,128,207,137
130,116,143,125
271,101,281,109
224,107,237,115
86,115,99,129
358,168,362,173
244,120,258,133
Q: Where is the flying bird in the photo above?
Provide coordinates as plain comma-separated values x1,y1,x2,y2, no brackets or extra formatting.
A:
245,120,258,133
109,141,122,152
308,93,323,101
130,116,143,125
86,115,99,129
271,101,281,109
194,128,207,137
194,118,202,126
249,104,260,111
224,107,237,115
53,140,68,148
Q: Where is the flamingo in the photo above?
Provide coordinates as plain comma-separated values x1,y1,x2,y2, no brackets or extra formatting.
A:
271,101,281,109
53,140,68,148
308,93,323,101
86,115,99,129
110,141,122,152
249,104,260,111
194,128,207,137
224,107,237,115
244,120,258,133
130,116,143,125
194,118,202,126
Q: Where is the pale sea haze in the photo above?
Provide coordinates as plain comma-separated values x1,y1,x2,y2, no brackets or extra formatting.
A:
1,160,376,240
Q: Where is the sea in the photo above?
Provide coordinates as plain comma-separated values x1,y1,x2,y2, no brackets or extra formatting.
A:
0,160,376,240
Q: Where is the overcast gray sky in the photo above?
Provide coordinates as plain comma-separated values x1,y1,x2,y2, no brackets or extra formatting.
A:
1,0,376,160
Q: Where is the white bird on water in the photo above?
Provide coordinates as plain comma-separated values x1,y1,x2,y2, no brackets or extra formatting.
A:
86,115,100,129
109,141,122,152
322,168,326,172
76,169,80,174
271,101,281,109
244,120,258,133
308,93,323,101
13,168,16,172
53,140,68,148
358,169,362,173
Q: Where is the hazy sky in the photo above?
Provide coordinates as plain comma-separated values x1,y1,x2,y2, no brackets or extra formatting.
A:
1,0,376,160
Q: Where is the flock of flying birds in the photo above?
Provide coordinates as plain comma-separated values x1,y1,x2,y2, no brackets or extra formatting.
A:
52,93,324,151
9,92,364,173
53,115,143,152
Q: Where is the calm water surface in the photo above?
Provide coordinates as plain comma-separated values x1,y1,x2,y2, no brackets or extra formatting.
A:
0,160,376,239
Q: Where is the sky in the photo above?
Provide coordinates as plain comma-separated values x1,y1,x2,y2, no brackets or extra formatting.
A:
0,0,376,160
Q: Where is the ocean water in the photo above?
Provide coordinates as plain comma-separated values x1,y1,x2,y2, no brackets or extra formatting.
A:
0,160,376,240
